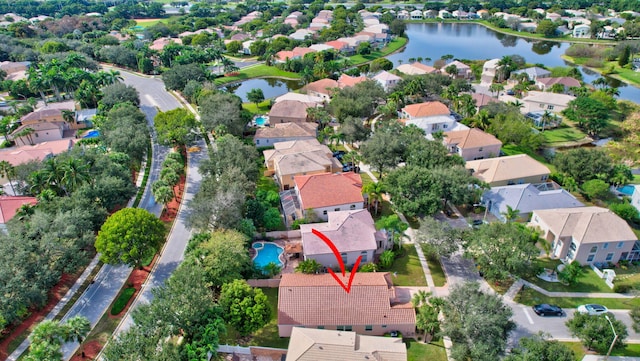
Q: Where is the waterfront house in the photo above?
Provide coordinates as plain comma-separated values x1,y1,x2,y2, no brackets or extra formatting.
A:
438,10,451,19
303,78,339,101
522,91,575,114
294,172,365,221
573,24,591,37
325,40,351,54
465,154,551,187
536,77,581,93
396,10,410,20
300,209,388,267
443,128,502,161
372,70,401,91
481,58,503,85
268,100,317,124
396,63,438,76
512,67,551,81
444,60,472,79
278,273,416,337
530,207,638,265
410,10,423,20
286,328,407,361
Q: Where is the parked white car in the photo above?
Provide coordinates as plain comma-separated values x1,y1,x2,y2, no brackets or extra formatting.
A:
577,304,609,316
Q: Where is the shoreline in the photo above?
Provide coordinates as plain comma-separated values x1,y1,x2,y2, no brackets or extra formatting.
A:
406,19,617,46
561,55,640,90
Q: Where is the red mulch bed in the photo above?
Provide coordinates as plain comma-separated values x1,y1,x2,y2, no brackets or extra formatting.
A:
0,273,77,359
159,175,185,222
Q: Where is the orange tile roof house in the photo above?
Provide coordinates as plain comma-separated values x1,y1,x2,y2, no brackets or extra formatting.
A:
268,100,317,124
0,196,37,231
278,273,416,337
294,172,365,221
300,210,389,268
465,154,550,187
443,128,502,161
285,327,407,361
471,93,500,109
253,122,318,146
529,207,638,265
337,74,368,88
263,139,342,191
399,101,460,135
536,77,581,93
303,78,339,101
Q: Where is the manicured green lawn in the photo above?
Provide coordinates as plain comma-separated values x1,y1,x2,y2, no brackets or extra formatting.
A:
242,100,271,115
515,286,640,309
426,253,447,287
349,37,408,65
214,64,301,85
386,244,427,287
541,125,587,145
611,263,640,290
406,338,448,361
561,341,640,360
560,342,587,361
110,287,136,315
526,258,613,293
134,18,165,28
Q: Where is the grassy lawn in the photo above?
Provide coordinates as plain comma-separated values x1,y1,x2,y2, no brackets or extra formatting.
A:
501,144,557,173
242,100,271,115
514,286,640,309
526,258,614,293
560,342,587,360
257,174,279,193
406,338,448,361
562,342,640,360
110,288,136,315
426,254,447,287
611,263,640,290
134,18,165,28
220,287,289,349
349,37,408,65
541,125,587,145
214,64,301,86
488,278,516,295
386,244,427,287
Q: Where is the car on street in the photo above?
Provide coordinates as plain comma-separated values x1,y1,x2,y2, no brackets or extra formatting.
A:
577,304,609,315
533,304,564,316
470,219,486,228
332,150,345,160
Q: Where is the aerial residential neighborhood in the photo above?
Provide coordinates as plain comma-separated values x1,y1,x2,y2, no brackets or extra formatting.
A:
0,0,639,361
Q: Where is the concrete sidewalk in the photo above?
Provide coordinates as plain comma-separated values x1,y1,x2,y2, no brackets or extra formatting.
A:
583,356,640,361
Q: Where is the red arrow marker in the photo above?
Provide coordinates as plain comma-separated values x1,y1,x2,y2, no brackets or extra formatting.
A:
312,228,361,293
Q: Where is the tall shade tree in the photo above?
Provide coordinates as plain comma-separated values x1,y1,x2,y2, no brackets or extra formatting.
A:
219,280,271,336
562,96,610,137
95,208,165,269
442,282,515,361
186,229,252,289
553,148,613,184
504,332,575,361
154,108,198,147
415,217,466,258
199,92,246,136
0,160,16,195
566,313,628,354
246,88,265,106
464,222,539,282
360,131,404,180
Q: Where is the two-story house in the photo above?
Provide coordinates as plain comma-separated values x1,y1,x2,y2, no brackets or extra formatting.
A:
294,172,364,221
399,101,460,135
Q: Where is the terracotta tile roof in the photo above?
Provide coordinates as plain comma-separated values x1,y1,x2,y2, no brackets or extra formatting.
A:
295,173,364,209
338,74,368,88
325,40,349,51
300,209,380,256
465,154,550,184
446,60,470,70
254,122,318,140
0,139,76,166
286,328,407,361
278,273,415,328
269,100,315,120
471,93,500,107
443,128,502,149
411,62,438,73
402,101,449,118
149,37,182,51
533,207,637,245
304,78,339,96
0,196,37,223
264,139,328,166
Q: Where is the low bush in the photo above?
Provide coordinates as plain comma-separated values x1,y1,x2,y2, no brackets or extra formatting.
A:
111,287,136,315
614,284,632,294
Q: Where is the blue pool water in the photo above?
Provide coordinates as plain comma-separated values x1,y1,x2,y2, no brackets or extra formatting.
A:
83,130,100,138
617,185,636,196
252,242,284,269
255,116,268,126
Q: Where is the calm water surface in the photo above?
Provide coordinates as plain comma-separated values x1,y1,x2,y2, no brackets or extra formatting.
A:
388,23,640,103
225,78,303,102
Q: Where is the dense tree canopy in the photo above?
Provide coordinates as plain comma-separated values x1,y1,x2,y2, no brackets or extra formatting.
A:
95,208,166,269
154,108,199,147
553,148,614,184
199,92,247,136
219,280,271,336
566,313,628,354
505,333,575,361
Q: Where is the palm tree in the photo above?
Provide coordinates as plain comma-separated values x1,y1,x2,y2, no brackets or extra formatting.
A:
37,189,57,203
161,167,180,197
411,290,431,307
295,259,323,274
508,100,524,109
0,160,16,195
63,316,90,343
488,83,504,98
42,157,65,193
61,109,75,124
61,158,91,194
153,185,174,211
592,77,608,90
502,205,520,222
540,110,553,131
416,56,424,63
16,127,35,145
15,203,36,221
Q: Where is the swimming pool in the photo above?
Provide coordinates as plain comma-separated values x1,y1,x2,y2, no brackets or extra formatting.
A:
255,116,268,127
252,242,284,270
83,130,100,138
617,185,636,196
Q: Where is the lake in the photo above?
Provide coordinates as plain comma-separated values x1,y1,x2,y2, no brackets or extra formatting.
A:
224,78,303,102
388,22,640,103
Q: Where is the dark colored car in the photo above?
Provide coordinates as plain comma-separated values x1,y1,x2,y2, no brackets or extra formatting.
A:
342,162,354,172
506,89,515,95
533,304,563,316
332,151,345,160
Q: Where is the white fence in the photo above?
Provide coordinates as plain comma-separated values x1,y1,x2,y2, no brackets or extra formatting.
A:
591,264,616,289
216,345,251,354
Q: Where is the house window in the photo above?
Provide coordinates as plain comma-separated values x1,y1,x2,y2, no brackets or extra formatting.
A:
256,140,260,144
618,242,625,249
478,147,483,152
334,208,340,212
587,254,595,262
540,104,545,108
431,124,439,130
361,251,368,263
570,242,577,251
345,326,353,331
603,243,609,249
443,124,448,128
590,246,598,253
323,210,327,215
548,105,554,110
317,326,324,329
606,253,614,261
341,252,348,265
365,325,373,331
541,175,548,181
382,325,387,328
350,204,356,210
